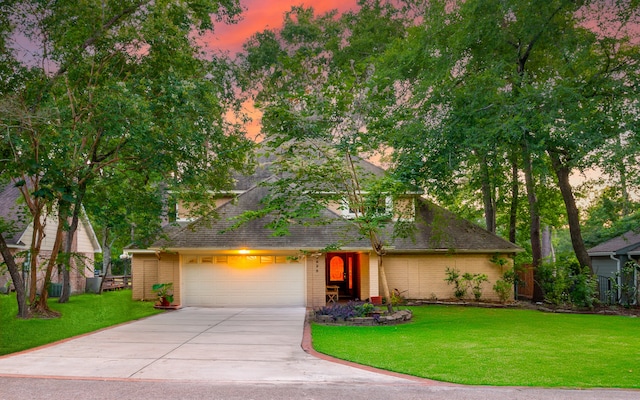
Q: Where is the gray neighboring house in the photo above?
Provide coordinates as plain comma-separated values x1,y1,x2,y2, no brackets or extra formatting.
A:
587,231,640,304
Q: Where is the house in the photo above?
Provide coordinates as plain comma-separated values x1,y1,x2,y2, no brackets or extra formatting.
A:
128,159,521,308
0,181,101,294
587,231,640,303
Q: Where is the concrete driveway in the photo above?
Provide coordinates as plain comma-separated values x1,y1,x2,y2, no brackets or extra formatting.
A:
0,307,425,384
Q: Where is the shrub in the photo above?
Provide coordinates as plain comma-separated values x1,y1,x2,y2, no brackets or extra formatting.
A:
445,267,467,299
493,269,517,303
469,273,488,301
391,288,406,306
537,255,598,309
445,268,489,301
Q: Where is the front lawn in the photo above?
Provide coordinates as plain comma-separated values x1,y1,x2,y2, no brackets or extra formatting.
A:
311,305,640,388
0,290,162,356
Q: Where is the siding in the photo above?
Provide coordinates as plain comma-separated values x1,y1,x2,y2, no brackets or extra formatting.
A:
20,217,59,251
307,254,327,308
383,253,512,302
592,256,618,277
76,219,97,253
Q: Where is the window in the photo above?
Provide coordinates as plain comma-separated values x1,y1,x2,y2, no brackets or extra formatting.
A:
340,195,392,219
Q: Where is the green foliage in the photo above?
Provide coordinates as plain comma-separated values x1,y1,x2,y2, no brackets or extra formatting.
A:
537,256,599,308
608,261,640,307
390,289,406,307
371,0,640,269
493,279,513,303
444,267,467,299
470,273,488,301
582,187,640,249
445,267,489,301
151,282,174,304
1,0,253,312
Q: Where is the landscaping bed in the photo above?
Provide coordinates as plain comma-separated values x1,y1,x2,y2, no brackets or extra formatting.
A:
407,299,640,317
312,301,413,326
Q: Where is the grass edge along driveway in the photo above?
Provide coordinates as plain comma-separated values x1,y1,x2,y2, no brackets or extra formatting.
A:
0,290,162,356
311,305,640,389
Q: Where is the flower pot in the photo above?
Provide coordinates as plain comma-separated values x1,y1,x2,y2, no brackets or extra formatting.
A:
370,296,382,305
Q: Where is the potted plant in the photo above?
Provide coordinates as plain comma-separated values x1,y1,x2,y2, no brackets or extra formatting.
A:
152,283,174,306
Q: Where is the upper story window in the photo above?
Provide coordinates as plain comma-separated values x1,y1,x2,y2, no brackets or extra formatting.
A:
340,195,414,221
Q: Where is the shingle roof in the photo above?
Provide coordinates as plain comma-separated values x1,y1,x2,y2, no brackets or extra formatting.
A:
587,231,640,255
152,178,521,254
0,181,29,245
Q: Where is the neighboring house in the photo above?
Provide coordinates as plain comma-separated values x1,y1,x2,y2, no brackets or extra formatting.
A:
587,231,640,304
0,181,101,294
128,159,522,308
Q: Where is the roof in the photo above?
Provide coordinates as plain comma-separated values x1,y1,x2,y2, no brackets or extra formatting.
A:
587,231,640,256
0,181,30,246
150,175,521,254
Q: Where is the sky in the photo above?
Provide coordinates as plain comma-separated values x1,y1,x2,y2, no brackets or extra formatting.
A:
203,0,359,55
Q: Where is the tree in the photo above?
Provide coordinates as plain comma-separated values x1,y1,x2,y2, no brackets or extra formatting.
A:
371,0,639,290
82,166,166,292
239,1,414,309
0,0,252,316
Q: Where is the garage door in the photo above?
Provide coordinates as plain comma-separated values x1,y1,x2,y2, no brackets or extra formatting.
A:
182,255,305,307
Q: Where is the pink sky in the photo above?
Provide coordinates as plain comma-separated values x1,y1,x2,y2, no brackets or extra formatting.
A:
202,0,359,55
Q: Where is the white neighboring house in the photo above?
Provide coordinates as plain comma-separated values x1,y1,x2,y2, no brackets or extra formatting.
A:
0,181,101,295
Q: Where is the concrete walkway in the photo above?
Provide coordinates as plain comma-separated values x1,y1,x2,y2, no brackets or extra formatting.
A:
0,307,423,384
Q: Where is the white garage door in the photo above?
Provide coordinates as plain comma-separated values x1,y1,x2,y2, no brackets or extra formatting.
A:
182,255,305,307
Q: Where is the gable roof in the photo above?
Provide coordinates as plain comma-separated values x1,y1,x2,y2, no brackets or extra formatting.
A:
151,175,521,254
0,181,30,246
587,231,640,256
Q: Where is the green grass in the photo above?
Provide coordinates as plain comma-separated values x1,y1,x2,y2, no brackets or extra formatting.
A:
0,290,162,356
311,305,640,388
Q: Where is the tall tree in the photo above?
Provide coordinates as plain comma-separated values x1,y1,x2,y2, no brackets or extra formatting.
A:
372,0,639,282
240,1,413,308
0,0,252,316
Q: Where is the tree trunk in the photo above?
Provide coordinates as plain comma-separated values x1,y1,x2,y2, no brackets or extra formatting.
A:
98,227,116,295
522,145,544,302
480,159,496,234
28,212,45,304
30,214,64,317
541,225,554,262
509,154,519,244
60,182,88,303
377,252,394,313
0,235,29,318
548,151,592,273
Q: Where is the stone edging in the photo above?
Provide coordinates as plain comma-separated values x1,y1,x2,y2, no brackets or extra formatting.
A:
313,309,413,326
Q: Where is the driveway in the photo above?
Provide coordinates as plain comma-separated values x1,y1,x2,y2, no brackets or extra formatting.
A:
0,307,424,384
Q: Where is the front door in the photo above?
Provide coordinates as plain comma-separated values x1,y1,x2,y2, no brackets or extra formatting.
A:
326,253,358,300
